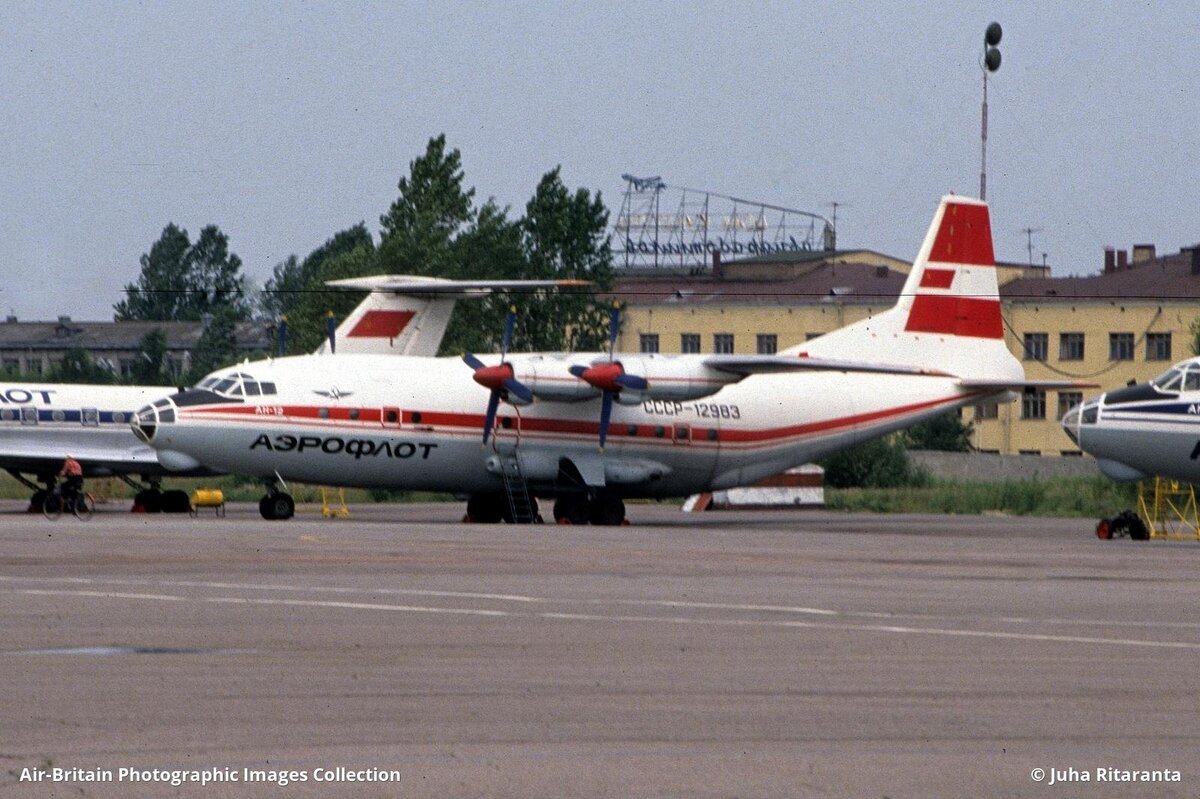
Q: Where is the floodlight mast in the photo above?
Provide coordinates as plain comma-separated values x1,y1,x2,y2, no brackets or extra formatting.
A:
980,22,1003,201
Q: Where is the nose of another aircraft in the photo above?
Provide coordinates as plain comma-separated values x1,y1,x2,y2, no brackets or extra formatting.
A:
131,397,179,444
1061,396,1101,446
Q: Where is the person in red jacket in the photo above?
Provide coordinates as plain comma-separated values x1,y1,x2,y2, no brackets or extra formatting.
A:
58,454,84,500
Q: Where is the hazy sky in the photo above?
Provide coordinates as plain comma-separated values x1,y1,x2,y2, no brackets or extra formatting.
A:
2,2,1196,321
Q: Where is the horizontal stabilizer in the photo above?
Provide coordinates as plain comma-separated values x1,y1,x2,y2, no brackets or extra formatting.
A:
325,275,590,297
957,378,1099,390
704,354,952,378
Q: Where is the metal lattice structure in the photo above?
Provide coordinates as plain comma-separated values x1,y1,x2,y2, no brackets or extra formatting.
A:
612,175,834,272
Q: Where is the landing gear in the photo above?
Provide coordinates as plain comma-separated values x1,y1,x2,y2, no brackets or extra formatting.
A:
551,492,626,526
1096,510,1149,541
466,493,505,524
259,487,295,520
587,491,626,526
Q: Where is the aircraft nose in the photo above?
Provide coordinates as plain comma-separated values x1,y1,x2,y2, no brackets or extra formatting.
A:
131,404,157,443
1061,396,1101,447
131,397,177,444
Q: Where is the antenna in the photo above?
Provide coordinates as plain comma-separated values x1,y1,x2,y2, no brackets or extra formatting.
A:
1020,227,1043,266
825,201,851,250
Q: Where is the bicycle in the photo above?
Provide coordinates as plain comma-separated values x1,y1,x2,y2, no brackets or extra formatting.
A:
43,485,96,521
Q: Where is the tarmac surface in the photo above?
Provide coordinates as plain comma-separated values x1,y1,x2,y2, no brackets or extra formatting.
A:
1,500,1199,798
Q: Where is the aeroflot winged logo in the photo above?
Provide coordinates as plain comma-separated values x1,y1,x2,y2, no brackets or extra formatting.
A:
312,387,354,400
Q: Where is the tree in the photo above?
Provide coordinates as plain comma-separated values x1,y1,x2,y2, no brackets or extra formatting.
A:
115,224,250,321
262,224,374,321
516,167,613,352
128,328,172,386
905,411,973,451
377,134,475,276
50,347,116,385
281,245,378,355
820,435,924,488
184,306,241,384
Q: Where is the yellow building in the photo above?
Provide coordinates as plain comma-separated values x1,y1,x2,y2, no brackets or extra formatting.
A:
613,244,1200,456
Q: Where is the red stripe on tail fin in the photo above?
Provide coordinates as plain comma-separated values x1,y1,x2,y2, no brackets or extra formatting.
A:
905,295,1003,339
347,310,416,338
929,202,994,266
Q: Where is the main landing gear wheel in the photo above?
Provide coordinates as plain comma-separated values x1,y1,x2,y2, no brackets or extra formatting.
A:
587,492,626,526
552,495,590,525
259,492,295,521
465,493,505,524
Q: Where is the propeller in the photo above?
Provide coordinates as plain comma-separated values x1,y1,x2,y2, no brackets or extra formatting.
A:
462,306,532,445
568,304,648,449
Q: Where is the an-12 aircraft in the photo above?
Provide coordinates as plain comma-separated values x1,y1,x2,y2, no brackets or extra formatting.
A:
133,195,1084,523
0,277,578,510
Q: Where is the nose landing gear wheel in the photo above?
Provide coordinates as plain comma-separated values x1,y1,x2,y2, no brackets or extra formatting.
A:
259,492,295,520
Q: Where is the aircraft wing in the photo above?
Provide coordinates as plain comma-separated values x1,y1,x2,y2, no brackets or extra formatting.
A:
703,354,953,378
957,378,1100,390
325,275,591,297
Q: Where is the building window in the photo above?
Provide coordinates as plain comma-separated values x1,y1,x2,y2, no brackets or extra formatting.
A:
1023,333,1048,361
1021,387,1046,419
1059,332,1085,361
1109,332,1134,361
756,334,777,355
974,402,999,420
1,358,19,374
713,333,734,354
639,334,659,354
27,360,43,376
806,332,824,341
1147,332,1172,361
1057,391,1083,419
680,333,700,354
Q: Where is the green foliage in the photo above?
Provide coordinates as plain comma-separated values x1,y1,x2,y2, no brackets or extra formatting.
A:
826,476,1138,518
184,306,241,384
905,410,974,452
49,347,117,384
377,134,475,276
115,224,250,322
820,435,929,488
262,224,374,321
127,328,172,386
282,245,378,355
516,167,613,352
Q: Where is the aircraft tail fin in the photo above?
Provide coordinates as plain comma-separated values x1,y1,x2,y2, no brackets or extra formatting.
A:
313,276,589,356
783,196,1021,381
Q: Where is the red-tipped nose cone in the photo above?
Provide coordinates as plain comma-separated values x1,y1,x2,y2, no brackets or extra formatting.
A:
472,363,515,392
578,362,625,393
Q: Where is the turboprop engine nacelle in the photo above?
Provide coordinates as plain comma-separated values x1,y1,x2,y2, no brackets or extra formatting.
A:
580,355,739,404
509,355,600,402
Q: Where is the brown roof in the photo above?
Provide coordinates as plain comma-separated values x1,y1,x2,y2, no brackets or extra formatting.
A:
1002,249,1200,301
613,261,907,307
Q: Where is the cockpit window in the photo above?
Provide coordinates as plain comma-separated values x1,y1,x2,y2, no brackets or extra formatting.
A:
1153,368,1183,392
196,371,277,397
1185,370,1200,392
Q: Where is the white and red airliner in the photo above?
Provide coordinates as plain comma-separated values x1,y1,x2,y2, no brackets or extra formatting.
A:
0,277,570,510
135,196,1078,523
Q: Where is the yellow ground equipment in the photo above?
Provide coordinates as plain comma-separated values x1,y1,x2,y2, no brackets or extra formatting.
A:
189,489,226,517
320,487,350,518
1096,478,1199,541
1137,478,1199,540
